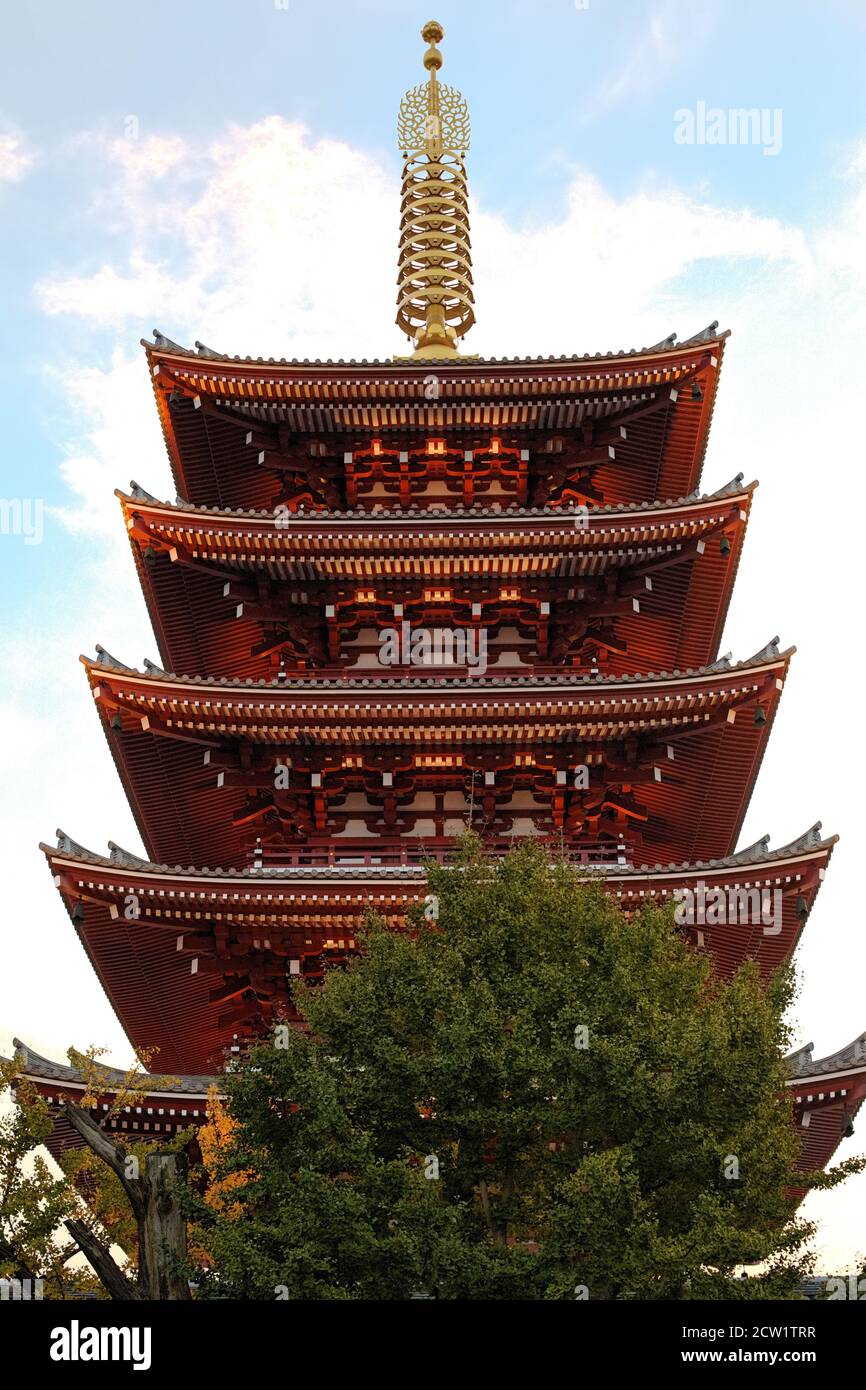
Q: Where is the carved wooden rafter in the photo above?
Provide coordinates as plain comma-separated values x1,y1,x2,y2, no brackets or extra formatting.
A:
206,732,688,846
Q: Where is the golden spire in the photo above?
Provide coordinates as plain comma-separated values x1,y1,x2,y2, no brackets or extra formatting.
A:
396,20,475,358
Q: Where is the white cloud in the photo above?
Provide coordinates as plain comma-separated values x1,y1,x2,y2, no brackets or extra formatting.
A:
45,350,170,539
38,118,395,358
10,117,866,1269
473,174,811,357
814,149,866,294
38,259,179,327
0,131,34,182
107,132,188,180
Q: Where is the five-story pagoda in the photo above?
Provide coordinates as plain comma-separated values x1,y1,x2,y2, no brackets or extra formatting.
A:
17,22,865,1187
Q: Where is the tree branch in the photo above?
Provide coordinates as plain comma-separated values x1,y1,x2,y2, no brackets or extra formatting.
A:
64,1219,141,1301
61,1102,148,1218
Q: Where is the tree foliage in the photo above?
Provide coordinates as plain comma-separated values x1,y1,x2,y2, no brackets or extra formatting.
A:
0,1046,191,1298
185,836,862,1299
0,1057,77,1293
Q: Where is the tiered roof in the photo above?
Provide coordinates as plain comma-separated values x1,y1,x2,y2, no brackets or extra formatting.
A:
119,475,753,681
144,326,728,511
11,1026,864,1189
42,825,834,1072
6,1040,213,1158
82,639,790,871
787,1036,866,1195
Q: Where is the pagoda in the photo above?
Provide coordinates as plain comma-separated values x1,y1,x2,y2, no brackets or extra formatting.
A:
16,21,864,1188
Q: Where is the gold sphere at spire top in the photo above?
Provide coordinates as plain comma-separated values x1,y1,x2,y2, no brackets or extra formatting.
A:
421,19,444,71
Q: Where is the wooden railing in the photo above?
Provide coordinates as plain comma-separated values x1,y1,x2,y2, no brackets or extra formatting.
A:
247,836,630,871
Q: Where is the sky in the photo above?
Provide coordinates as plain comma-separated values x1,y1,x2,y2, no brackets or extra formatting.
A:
1,0,865,1273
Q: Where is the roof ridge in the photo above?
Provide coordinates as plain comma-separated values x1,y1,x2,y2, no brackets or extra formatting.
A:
44,829,836,882
84,643,790,691
7,1038,217,1090
142,325,729,369
117,475,754,524
788,1032,866,1078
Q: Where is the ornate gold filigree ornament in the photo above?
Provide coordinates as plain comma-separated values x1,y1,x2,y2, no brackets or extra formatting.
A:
396,21,475,358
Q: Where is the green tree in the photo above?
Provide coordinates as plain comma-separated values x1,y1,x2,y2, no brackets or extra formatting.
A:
0,1057,96,1297
0,1049,193,1299
185,836,862,1299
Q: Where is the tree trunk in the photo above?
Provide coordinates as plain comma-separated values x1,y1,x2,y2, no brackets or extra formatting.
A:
61,1102,191,1301
138,1154,190,1300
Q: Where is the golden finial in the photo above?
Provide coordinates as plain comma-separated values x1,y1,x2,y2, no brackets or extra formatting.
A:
396,21,475,358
